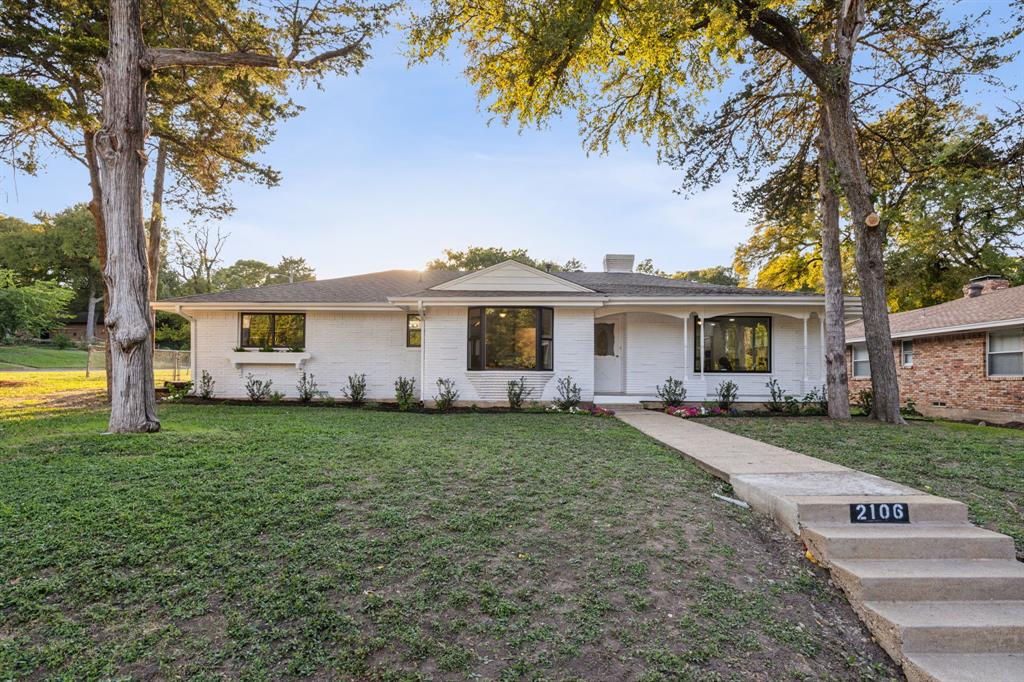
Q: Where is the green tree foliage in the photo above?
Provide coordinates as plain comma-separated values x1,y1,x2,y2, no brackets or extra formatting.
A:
426,246,581,272
212,257,316,290
672,266,742,287
0,269,74,339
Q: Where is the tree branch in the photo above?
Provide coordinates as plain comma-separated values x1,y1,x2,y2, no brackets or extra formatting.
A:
146,38,364,70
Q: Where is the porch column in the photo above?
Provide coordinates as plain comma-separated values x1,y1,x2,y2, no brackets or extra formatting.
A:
801,315,809,391
418,301,426,401
682,314,689,381
698,313,705,375
819,315,826,384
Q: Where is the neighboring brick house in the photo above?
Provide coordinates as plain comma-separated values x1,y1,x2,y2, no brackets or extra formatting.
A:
846,275,1024,424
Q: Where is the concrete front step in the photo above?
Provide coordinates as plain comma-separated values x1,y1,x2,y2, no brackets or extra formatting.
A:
903,653,1024,682
830,559,1024,602
792,495,970,530
803,524,1016,562
860,601,1024,657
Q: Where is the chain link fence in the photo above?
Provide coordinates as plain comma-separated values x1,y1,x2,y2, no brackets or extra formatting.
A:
86,345,191,382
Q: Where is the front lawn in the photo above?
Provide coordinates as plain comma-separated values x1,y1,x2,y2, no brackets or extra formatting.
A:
0,344,88,369
0,404,899,680
703,417,1024,558
0,370,179,419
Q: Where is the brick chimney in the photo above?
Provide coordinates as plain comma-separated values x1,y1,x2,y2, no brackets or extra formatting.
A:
603,254,635,273
963,274,1010,298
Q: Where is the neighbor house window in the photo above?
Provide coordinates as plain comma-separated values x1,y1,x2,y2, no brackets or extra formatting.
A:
240,313,305,348
987,329,1023,377
594,323,615,356
694,316,771,373
901,340,914,367
407,314,422,347
852,343,870,378
467,307,553,371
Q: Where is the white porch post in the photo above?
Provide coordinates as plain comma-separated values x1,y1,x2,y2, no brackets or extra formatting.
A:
819,315,826,384
418,301,426,401
698,313,705,375
801,315,809,391
682,314,689,382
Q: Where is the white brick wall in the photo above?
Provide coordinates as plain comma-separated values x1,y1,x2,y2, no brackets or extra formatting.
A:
191,310,420,400
189,307,822,403
422,306,595,403
616,312,824,400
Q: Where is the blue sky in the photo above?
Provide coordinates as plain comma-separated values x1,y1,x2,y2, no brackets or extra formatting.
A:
1,6,1020,278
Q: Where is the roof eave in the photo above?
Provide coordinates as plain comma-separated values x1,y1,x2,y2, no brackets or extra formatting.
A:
846,316,1024,343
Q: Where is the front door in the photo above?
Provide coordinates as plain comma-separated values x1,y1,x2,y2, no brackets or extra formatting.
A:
594,318,622,393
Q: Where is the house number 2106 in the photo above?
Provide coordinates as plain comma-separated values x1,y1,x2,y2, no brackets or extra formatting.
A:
849,502,910,524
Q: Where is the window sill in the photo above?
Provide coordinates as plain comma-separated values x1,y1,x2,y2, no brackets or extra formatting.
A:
229,351,310,368
986,374,1024,381
467,369,554,374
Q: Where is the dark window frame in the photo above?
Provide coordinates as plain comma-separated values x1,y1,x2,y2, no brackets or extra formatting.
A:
467,306,554,371
406,313,422,348
239,312,306,349
694,315,772,374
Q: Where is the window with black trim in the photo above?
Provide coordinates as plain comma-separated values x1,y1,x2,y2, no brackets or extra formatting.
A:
240,313,305,348
407,314,422,347
467,307,553,371
694,316,771,373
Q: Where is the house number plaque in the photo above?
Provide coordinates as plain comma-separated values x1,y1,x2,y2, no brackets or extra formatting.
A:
849,502,910,524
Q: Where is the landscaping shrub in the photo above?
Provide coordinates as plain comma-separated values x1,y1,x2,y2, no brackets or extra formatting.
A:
715,380,739,409
394,376,417,411
296,371,322,404
853,387,874,414
342,373,367,405
506,377,532,410
901,396,921,417
765,378,787,413
165,381,193,402
52,333,72,350
802,386,828,415
268,390,285,404
198,370,215,399
783,395,802,414
434,378,459,411
245,374,273,402
656,376,686,407
552,375,581,410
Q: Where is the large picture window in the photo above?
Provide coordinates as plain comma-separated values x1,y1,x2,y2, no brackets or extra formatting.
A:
694,316,771,373
988,329,1023,377
468,307,553,371
240,313,305,349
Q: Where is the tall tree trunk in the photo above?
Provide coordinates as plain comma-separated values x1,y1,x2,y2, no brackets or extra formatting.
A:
95,0,159,433
85,280,102,342
821,91,904,424
817,112,851,419
84,130,113,400
147,140,167,349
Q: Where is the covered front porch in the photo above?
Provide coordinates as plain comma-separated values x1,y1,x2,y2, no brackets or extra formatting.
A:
592,305,826,405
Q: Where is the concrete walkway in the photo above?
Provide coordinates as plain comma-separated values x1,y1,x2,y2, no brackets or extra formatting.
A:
617,410,1024,682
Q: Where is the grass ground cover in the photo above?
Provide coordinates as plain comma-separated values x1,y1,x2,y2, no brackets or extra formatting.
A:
703,417,1024,558
0,345,88,369
0,396,899,680
0,370,179,419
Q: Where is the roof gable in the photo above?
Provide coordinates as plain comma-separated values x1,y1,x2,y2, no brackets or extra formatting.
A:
430,260,594,293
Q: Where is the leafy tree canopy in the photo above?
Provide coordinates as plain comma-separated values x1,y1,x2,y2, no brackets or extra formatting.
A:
0,268,75,339
426,246,582,272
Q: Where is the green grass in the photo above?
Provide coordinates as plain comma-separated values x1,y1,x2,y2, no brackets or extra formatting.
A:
0,404,899,681
703,417,1024,558
0,344,88,369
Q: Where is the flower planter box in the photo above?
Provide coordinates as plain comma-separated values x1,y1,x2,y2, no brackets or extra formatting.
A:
228,351,310,368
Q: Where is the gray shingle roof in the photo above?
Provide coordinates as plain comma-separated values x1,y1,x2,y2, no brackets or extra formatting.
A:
845,285,1024,340
158,267,815,304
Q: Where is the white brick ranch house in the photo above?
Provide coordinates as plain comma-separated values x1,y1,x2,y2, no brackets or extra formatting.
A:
152,255,859,405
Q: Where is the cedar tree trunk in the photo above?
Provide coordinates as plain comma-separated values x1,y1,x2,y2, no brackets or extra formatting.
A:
95,0,159,432
821,90,904,424
817,111,851,419
85,130,113,398
147,140,167,348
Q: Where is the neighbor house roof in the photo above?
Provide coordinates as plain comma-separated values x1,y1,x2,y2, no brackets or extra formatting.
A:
846,285,1024,342
154,264,824,307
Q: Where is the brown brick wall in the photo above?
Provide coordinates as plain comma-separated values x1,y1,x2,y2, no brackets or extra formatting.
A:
847,331,1024,421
